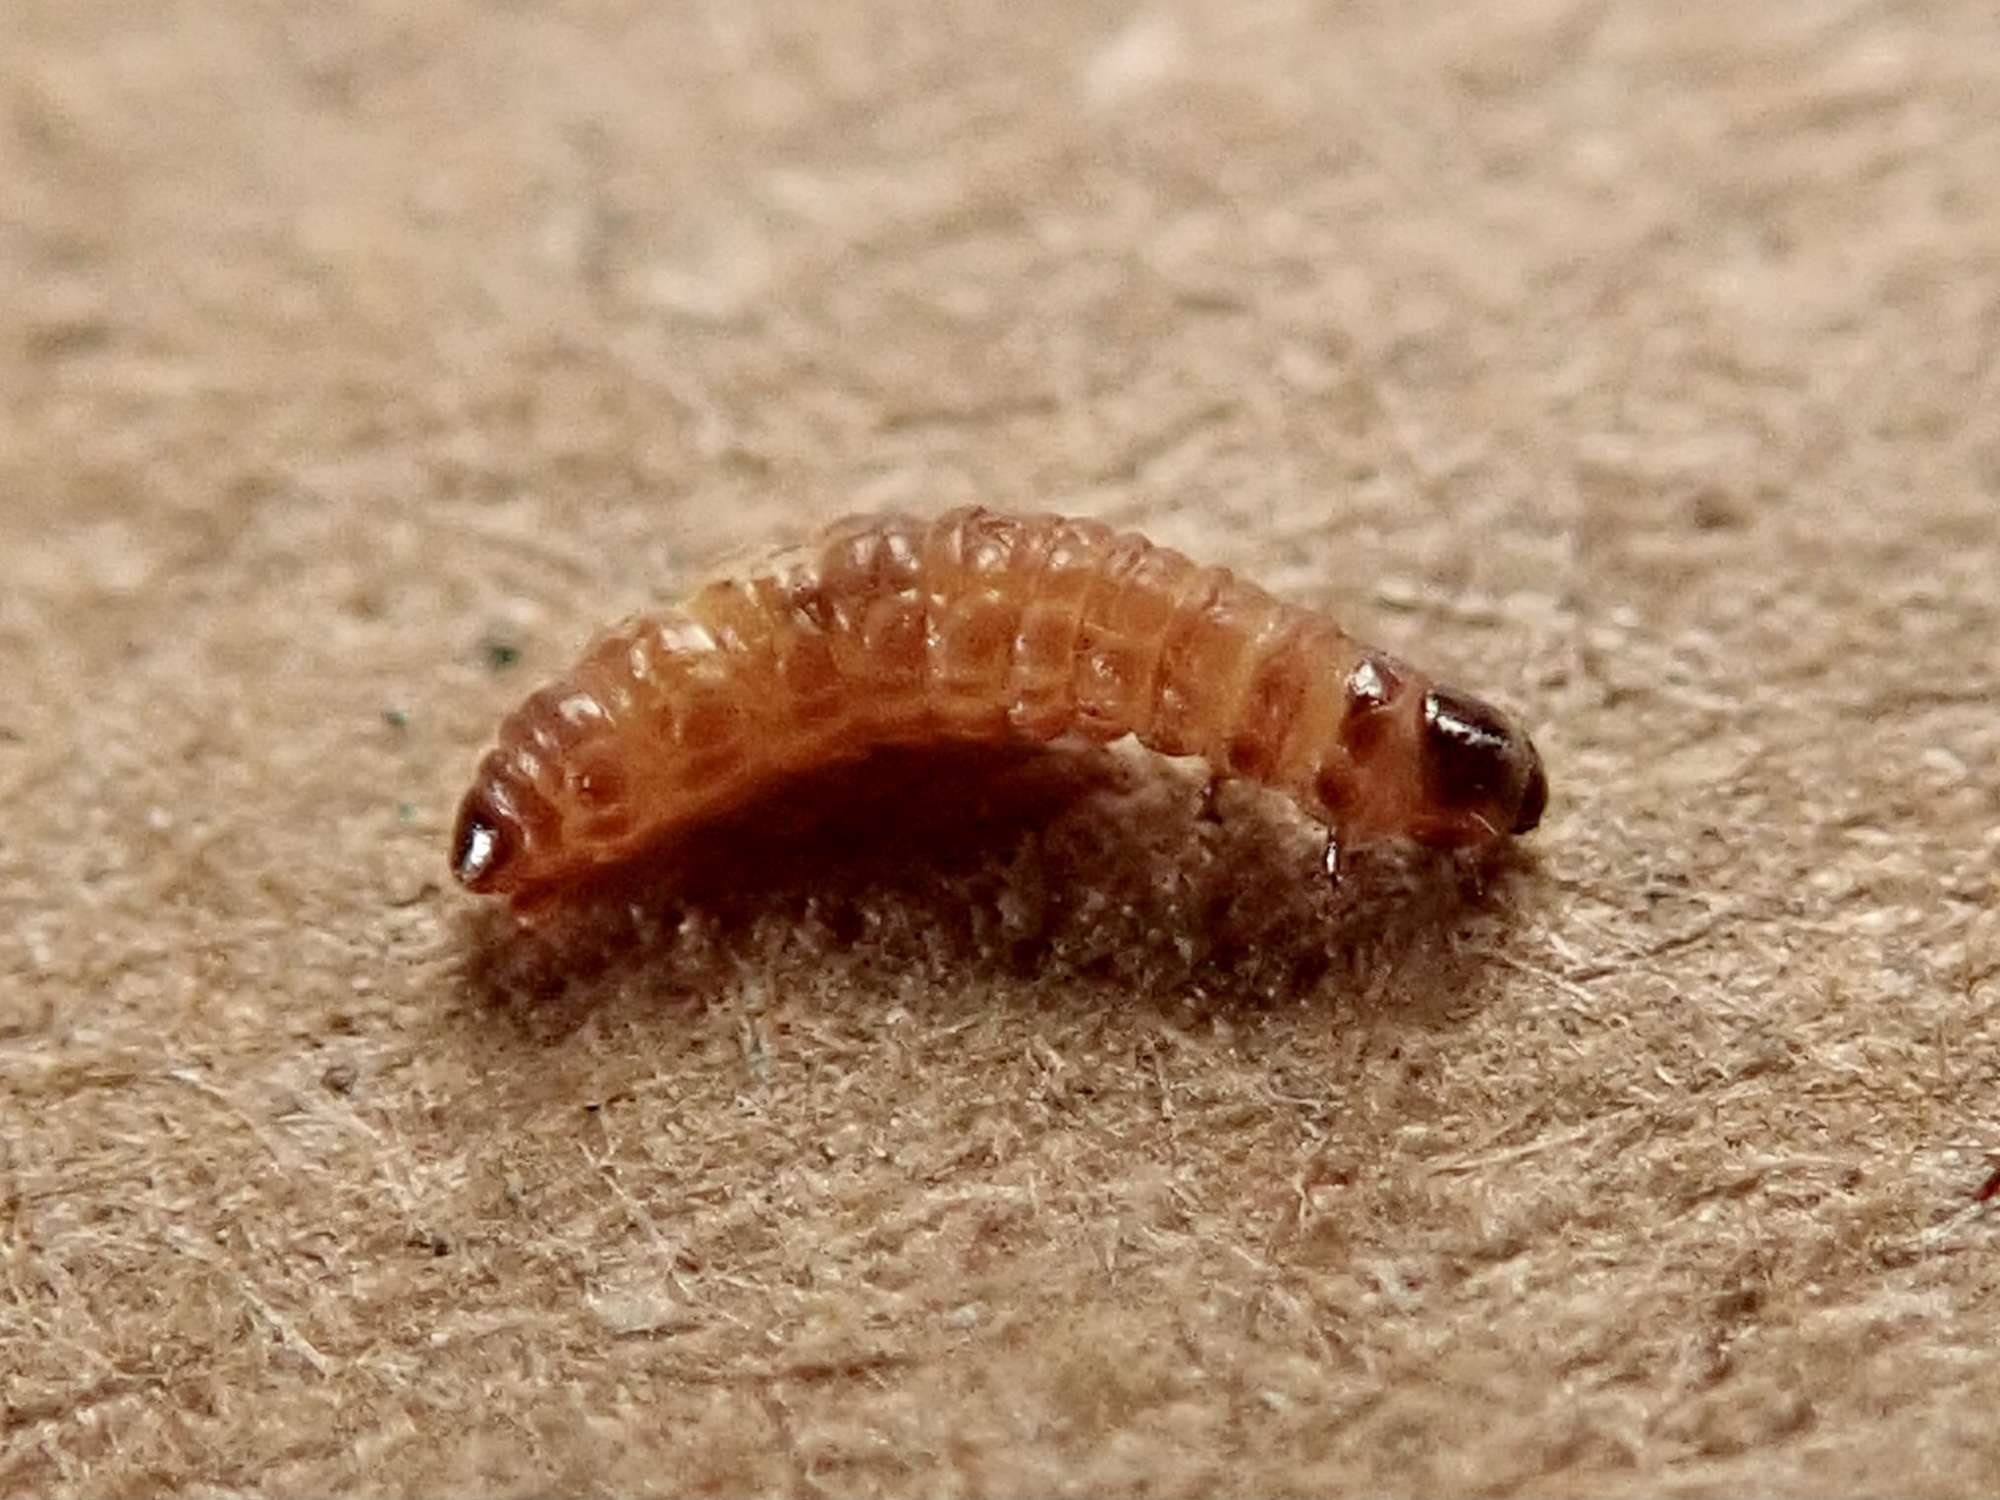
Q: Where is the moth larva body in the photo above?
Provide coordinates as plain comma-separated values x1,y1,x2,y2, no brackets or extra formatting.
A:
451,506,1548,902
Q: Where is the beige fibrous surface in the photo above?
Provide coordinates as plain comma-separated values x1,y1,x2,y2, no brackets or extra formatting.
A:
3,2,1998,1494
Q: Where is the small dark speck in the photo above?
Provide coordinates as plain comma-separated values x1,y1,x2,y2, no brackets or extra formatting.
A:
1687,488,1745,531
483,639,522,671
396,801,416,821
321,1062,358,1095
0,726,20,744
26,319,115,361
382,708,410,731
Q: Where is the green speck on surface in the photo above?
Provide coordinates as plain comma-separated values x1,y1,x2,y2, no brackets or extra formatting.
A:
483,639,521,671
397,801,416,821
383,708,410,730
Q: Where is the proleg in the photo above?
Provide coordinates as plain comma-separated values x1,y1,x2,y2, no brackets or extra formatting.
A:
450,506,1547,903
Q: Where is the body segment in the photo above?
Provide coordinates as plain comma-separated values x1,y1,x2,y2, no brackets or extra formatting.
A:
452,507,1547,901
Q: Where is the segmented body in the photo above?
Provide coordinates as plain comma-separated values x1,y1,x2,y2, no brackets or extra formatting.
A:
451,507,1546,901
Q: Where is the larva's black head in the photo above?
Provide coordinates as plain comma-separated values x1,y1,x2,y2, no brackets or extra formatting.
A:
1413,687,1548,848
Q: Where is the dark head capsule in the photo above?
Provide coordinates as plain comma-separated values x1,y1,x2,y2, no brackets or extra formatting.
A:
1417,687,1547,845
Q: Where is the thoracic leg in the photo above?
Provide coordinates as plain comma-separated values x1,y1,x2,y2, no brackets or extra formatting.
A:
1197,769,1224,824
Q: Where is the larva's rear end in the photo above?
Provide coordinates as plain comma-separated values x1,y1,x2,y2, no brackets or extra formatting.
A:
450,650,665,900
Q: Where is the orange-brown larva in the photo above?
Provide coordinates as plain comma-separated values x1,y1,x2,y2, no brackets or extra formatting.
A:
451,506,1547,905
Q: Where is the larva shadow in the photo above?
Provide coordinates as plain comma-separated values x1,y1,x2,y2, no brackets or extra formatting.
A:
455,739,1533,1042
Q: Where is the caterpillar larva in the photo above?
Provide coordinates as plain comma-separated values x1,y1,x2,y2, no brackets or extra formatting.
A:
451,506,1547,905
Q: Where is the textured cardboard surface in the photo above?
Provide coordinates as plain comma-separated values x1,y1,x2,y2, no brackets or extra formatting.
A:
4,2,1997,1493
